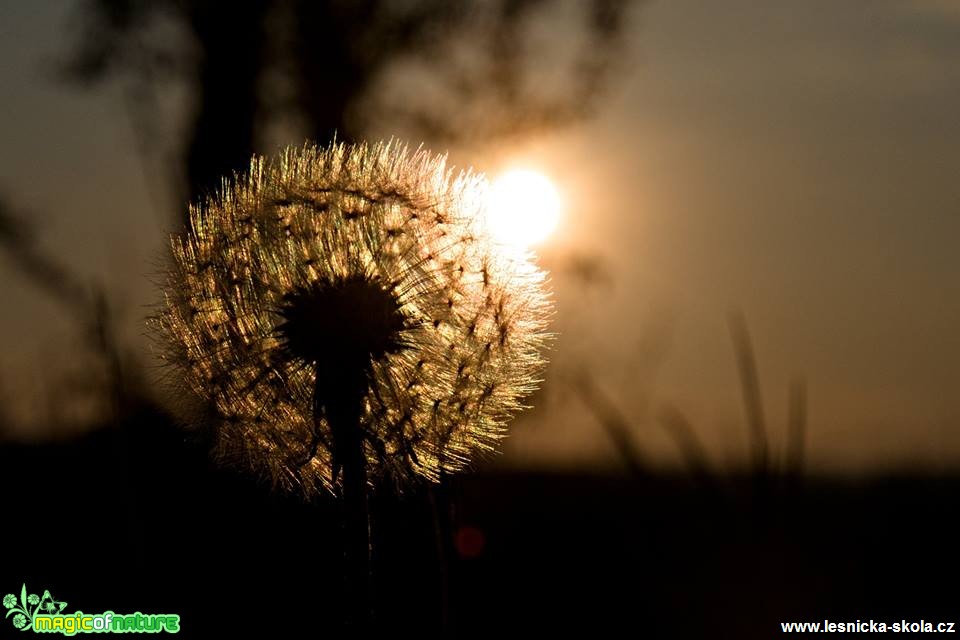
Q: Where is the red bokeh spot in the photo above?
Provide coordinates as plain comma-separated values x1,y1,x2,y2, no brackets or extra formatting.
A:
455,525,486,559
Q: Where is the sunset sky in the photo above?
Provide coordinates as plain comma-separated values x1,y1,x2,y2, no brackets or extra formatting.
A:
1,0,958,473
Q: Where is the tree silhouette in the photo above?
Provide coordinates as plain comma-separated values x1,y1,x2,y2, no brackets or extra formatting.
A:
63,0,635,222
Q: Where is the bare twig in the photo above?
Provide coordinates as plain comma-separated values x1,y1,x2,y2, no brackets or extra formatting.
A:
0,196,131,418
0,199,87,309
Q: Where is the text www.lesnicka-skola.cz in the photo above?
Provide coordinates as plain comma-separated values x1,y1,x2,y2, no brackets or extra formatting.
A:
782,620,955,633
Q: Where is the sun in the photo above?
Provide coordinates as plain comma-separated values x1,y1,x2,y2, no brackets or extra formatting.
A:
486,169,561,249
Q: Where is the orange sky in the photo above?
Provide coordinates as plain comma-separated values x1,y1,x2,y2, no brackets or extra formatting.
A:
1,0,958,473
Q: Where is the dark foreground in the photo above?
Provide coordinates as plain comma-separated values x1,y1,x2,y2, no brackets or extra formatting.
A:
2,411,957,637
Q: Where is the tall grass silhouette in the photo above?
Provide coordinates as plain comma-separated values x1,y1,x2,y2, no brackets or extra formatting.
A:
153,140,552,626
577,312,808,490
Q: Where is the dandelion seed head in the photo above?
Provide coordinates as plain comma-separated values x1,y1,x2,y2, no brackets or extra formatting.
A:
154,141,552,495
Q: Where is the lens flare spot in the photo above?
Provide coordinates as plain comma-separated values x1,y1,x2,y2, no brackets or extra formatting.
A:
455,525,487,559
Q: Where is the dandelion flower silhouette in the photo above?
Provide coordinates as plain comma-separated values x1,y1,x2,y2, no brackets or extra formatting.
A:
156,141,552,495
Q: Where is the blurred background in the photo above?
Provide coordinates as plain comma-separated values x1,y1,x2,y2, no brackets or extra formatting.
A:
1,0,958,636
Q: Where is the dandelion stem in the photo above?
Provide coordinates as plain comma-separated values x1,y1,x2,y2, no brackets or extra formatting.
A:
317,367,371,629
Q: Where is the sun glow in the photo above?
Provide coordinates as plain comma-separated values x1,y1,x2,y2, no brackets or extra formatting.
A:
486,169,561,249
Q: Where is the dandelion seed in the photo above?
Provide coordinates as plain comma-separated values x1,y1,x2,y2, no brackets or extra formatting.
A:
154,141,552,496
